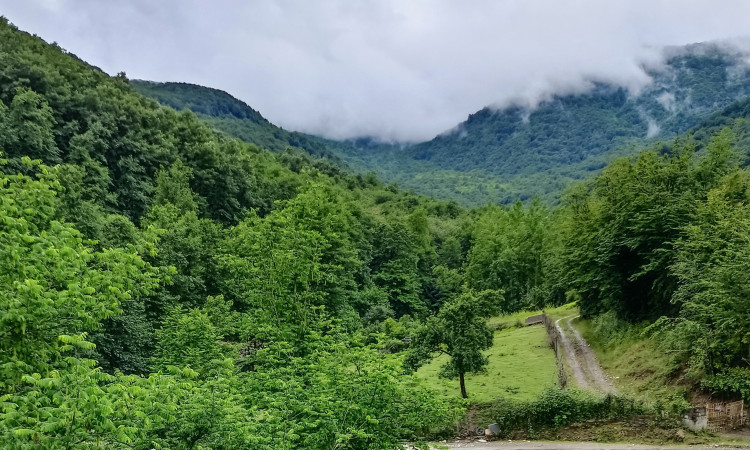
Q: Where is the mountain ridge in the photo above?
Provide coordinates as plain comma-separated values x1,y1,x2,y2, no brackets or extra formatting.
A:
133,43,750,206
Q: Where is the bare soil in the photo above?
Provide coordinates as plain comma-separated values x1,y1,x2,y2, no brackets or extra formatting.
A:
555,315,616,394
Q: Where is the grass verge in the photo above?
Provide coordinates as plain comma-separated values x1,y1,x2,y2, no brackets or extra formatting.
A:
574,313,691,409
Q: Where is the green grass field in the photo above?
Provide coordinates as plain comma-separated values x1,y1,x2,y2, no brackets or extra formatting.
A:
416,310,564,403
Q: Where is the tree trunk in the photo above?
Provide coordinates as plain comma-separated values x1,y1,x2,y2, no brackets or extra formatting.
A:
459,371,467,399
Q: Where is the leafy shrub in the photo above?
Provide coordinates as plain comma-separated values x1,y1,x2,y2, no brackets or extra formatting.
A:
489,388,644,436
702,368,750,401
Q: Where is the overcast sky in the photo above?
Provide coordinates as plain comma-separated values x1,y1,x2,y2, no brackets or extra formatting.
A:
3,1,750,142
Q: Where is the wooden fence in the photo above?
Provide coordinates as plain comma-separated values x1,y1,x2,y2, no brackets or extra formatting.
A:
706,400,745,432
541,311,568,389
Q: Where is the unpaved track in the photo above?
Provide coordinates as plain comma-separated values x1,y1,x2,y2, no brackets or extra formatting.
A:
554,315,589,390
555,315,616,394
447,441,742,449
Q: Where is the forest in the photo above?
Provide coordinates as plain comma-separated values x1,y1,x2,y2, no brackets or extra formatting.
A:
132,48,750,207
0,17,749,449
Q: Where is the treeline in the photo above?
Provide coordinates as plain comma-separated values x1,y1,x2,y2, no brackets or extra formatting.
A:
556,129,750,399
399,127,750,402
0,158,461,448
1,16,563,448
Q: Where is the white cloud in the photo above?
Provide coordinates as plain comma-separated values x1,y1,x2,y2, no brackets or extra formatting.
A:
657,92,676,112
3,0,750,141
646,118,661,138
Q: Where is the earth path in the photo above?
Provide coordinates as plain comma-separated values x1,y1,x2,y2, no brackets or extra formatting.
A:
554,315,616,394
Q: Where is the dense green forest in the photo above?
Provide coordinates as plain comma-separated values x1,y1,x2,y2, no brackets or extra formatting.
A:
1,17,749,448
347,46,750,205
0,18,469,448
133,47,750,206
131,80,354,166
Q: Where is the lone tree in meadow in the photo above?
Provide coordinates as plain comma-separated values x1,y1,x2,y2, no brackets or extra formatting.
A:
405,289,502,398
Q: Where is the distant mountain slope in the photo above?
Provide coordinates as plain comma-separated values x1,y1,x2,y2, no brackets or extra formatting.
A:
408,46,750,174
134,44,750,206
131,81,267,123
339,44,750,204
131,80,355,164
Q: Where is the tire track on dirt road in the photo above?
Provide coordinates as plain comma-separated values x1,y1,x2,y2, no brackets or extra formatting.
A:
554,315,616,394
554,315,590,391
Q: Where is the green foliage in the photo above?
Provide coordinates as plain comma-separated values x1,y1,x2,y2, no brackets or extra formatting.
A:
405,289,502,398
702,368,750,401
416,320,558,402
3,88,58,165
152,306,227,375
0,18,303,224
1,347,122,449
130,80,346,164
0,153,460,449
239,321,462,449
0,158,159,387
645,166,750,381
0,19,470,448
369,220,429,316
142,162,222,315
6,14,750,447
559,132,735,320
465,200,556,312
561,128,749,397
489,388,644,436
575,315,686,406
219,183,365,341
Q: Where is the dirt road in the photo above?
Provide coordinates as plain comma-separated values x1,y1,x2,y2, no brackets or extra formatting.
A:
554,315,616,394
447,441,743,449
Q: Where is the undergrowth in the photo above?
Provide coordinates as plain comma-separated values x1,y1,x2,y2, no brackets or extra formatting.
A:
485,388,645,438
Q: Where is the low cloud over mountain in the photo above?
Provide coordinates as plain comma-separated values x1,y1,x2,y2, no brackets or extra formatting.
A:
6,0,750,141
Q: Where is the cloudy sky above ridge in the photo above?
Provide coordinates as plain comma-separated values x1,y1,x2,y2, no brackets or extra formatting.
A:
3,1,750,142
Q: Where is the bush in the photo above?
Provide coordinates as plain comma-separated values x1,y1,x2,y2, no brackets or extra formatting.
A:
702,368,750,401
589,311,647,348
489,388,644,436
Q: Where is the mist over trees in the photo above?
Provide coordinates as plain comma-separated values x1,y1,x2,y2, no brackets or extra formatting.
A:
1,15,749,448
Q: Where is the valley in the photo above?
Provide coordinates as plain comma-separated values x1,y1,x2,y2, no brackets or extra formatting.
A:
0,11,749,450
134,45,750,207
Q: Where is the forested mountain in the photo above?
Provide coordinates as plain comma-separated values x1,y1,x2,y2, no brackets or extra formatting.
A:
131,80,360,165
134,44,750,206
0,17,468,447
342,44,750,204
1,15,749,449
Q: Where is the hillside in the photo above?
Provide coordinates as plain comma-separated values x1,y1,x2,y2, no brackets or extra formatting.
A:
131,80,365,166
134,44,750,206
346,44,750,204
0,17,474,448
2,14,750,449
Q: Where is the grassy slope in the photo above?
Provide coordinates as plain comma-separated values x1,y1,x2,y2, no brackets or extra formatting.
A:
574,318,689,407
417,300,691,406
416,304,577,403
416,325,556,402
